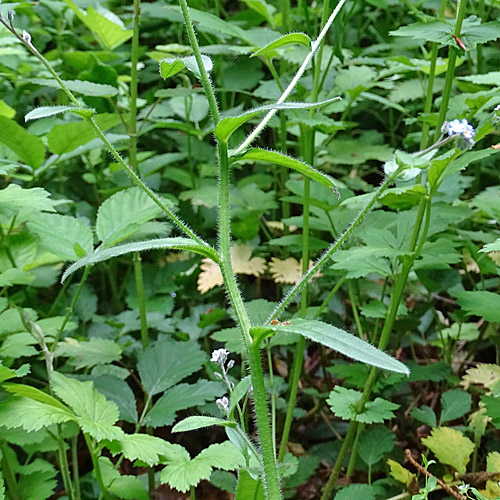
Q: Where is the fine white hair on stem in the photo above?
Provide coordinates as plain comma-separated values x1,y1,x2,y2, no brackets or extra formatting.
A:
234,0,348,155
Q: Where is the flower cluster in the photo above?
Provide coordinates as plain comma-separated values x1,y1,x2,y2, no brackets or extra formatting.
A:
444,118,475,148
211,348,235,415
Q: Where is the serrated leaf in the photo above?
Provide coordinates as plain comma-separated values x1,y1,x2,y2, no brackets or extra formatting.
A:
358,425,395,465
456,291,500,323
480,238,500,253
461,364,500,391
0,365,30,384
96,188,163,248
55,338,122,369
172,416,236,432
215,98,339,142
29,78,118,97
51,372,123,441
334,484,376,500
259,319,409,374
0,116,45,168
138,337,207,396
24,106,89,122
18,465,57,500
160,55,213,79
440,389,472,424
327,386,400,423
114,434,174,466
160,452,212,493
145,380,225,427
422,427,475,474
232,148,338,192
487,451,500,473
0,185,57,223
3,383,72,412
251,32,311,58
92,376,138,424
482,395,500,428
62,237,217,283
196,441,245,470
0,397,73,431
27,213,93,262
99,457,149,500
387,459,417,487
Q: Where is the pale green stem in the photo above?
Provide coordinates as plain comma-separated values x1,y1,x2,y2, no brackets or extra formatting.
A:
83,434,112,500
234,0,348,154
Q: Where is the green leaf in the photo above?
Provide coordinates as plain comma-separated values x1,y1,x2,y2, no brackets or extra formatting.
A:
231,149,338,193
215,98,339,142
480,238,500,253
387,459,417,488
412,406,437,427
251,32,311,58
47,113,122,154
327,139,392,165
421,427,474,474
0,268,35,287
138,337,207,396
172,416,236,433
27,213,93,261
55,338,122,369
440,389,472,424
358,425,395,466
230,376,252,413
0,116,45,168
242,0,276,24
259,319,409,374
96,187,164,248
24,106,91,122
113,434,174,466
62,237,217,282
482,395,500,428
196,441,245,471
235,469,265,500
0,185,57,223
18,464,57,500
327,387,400,423
459,71,500,85
334,484,376,500
160,55,213,79
3,383,73,412
29,78,118,97
99,457,149,500
86,7,132,50
92,376,138,424
0,397,73,431
456,291,500,323
145,380,225,427
0,365,30,384
51,372,123,441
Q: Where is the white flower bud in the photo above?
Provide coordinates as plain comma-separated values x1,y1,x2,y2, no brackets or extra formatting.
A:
216,396,230,414
214,372,223,380
227,359,235,370
22,30,31,44
211,348,229,365
7,11,15,23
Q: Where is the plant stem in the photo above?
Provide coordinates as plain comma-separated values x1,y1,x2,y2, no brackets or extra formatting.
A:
419,0,448,149
72,434,82,500
133,254,149,347
234,0,348,154
129,0,141,177
83,434,112,500
1,440,21,500
434,0,469,140
266,169,402,323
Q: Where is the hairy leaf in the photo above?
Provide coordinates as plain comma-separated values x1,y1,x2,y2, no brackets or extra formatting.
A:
251,32,311,58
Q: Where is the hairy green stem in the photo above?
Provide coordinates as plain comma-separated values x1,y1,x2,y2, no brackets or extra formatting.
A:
133,254,149,348
434,0,469,139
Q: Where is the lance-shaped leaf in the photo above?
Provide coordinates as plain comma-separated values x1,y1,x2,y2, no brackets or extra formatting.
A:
215,97,340,142
160,54,213,80
251,319,409,375
231,148,338,193
172,416,237,433
25,105,92,122
61,237,219,283
251,32,311,59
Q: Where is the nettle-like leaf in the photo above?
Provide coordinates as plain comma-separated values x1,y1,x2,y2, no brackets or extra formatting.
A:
231,148,338,193
327,386,400,423
27,213,93,262
51,372,123,441
440,389,472,424
0,185,57,224
160,441,244,493
421,427,475,474
480,238,500,253
456,291,500,323
62,237,218,283
334,484,376,500
145,380,225,428
461,363,500,392
92,376,138,424
215,98,339,142
198,244,266,294
387,459,417,488
0,397,73,432
257,319,409,375
160,54,213,79
358,425,395,466
99,457,148,500
107,434,174,466
251,32,311,59
55,337,122,369
0,365,30,384
138,337,207,396
487,451,500,473
18,461,57,500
